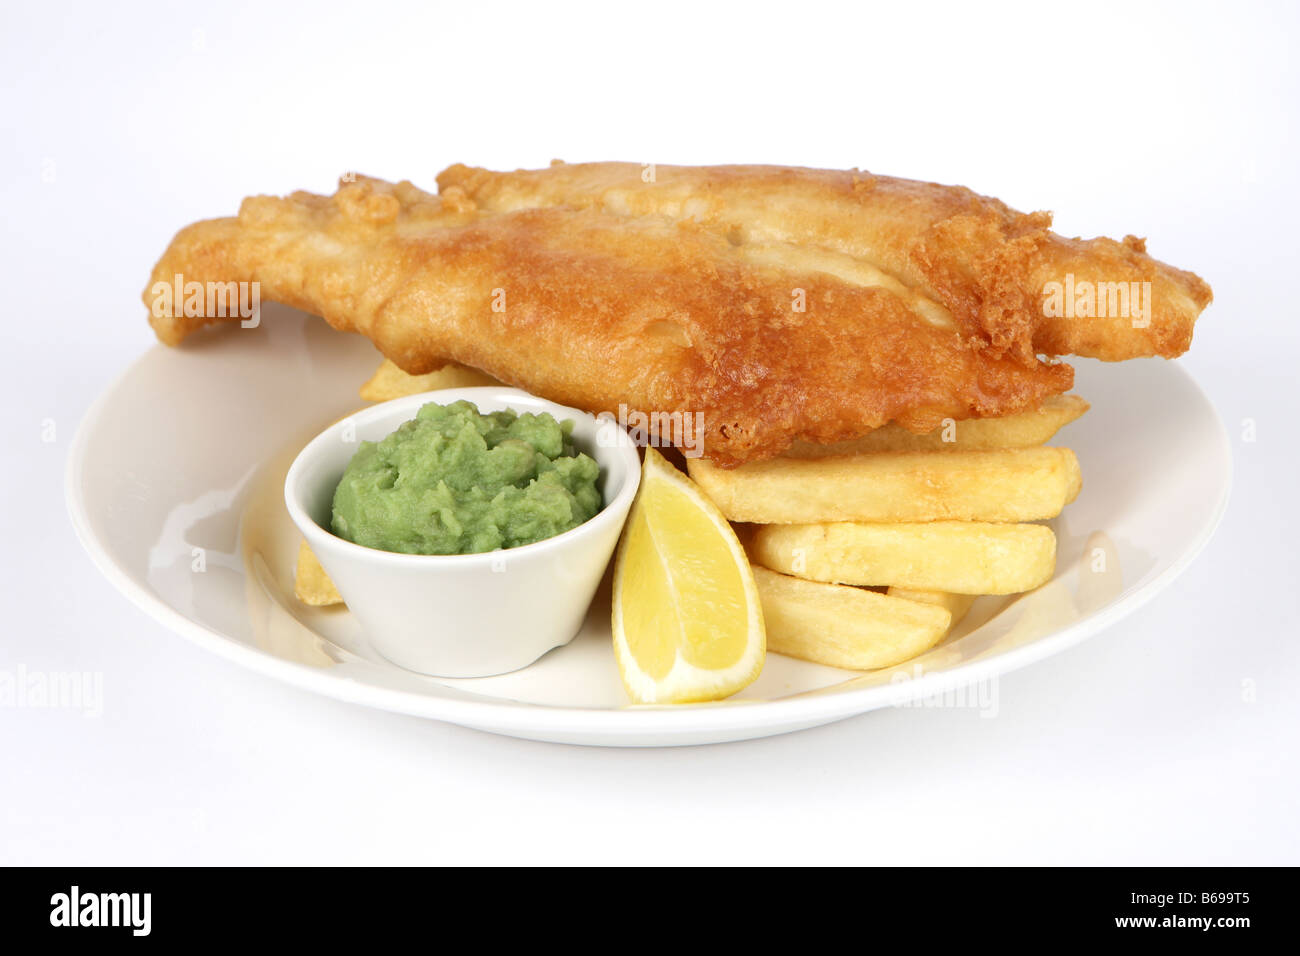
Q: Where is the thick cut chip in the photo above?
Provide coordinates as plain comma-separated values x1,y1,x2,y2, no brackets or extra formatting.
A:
359,359,503,402
688,448,1081,524
886,587,978,627
753,567,951,670
294,539,343,606
751,521,1056,594
782,395,1089,457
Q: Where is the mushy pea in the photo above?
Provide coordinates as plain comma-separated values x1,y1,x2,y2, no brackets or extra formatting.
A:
331,400,602,555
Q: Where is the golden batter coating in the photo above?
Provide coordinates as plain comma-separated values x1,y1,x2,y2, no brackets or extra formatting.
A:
143,163,1209,465
144,175,1073,465
439,162,1212,363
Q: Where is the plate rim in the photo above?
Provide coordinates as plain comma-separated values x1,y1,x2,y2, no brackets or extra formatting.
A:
65,343,1234,740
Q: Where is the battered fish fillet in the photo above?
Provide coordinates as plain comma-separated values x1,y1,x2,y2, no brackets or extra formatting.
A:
144,165,1209,465
439,163,1213,363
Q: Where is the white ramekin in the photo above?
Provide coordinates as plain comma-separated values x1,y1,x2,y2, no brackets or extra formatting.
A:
284,387,640,678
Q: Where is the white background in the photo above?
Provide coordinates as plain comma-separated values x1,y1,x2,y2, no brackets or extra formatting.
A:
2,0,1297,864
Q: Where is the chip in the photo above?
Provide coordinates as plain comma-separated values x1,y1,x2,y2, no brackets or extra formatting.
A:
294,539,343,606
359,359,503,402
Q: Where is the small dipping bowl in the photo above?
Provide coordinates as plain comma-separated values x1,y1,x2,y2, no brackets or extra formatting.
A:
285,387,641,678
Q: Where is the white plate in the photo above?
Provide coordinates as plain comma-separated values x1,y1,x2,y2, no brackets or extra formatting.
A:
66,306,1231,746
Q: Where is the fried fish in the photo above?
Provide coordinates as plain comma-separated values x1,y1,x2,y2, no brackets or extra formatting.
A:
439,162,1212,363
144,164,1210,465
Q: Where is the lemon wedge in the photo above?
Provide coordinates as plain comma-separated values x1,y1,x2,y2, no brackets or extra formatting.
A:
612,448,765,704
